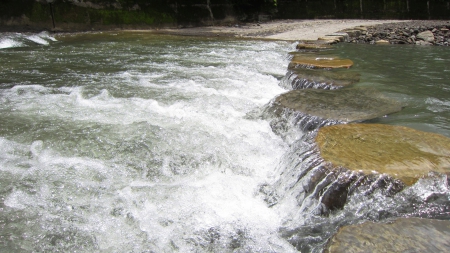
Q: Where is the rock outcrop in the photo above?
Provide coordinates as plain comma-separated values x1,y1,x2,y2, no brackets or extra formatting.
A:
342,20,450,46
325,218,450,253
289,55,353,69
266,88,402,124
316,124,450,186
279,68,360,90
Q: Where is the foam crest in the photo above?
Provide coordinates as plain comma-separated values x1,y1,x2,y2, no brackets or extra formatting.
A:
0,38,23,49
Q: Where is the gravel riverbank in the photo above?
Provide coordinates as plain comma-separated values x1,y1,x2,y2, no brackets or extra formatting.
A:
346,20,450,46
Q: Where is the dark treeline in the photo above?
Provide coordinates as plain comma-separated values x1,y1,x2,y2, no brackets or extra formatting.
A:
277,0,450,19
0,0,449,31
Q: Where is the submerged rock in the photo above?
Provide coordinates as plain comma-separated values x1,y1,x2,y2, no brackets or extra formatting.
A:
289,55,353,69
267,87,402,124
262,88,402,142
316,124,450,185
296,43,332,50
279,68,360,90
325,218,450,253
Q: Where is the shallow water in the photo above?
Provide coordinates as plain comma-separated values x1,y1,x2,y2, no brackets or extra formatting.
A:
0,32,449,252
334,43,450,137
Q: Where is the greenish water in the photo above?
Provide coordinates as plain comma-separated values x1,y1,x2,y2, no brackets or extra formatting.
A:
334,43,450,137
0,32,449,252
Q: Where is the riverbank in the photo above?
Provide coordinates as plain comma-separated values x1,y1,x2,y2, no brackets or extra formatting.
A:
155,19,405,41
154,19,450,45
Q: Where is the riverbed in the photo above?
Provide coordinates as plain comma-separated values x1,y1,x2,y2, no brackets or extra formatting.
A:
1,30,449,252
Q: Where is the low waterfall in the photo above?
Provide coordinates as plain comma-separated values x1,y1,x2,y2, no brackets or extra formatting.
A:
263,127,450,252
279,71,342,90
261,42,450,252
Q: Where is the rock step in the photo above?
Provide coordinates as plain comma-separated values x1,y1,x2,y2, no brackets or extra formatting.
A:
270,88,402,123
289,55,354,69
279,68,360,90
325,218,450,253
316,123,450,186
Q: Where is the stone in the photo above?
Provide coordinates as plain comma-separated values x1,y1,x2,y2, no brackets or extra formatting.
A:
315,124,450,186
296,43,332,50
267,88,402,123
353,26,368,32
320,35,345,42
317,37,341,43
416,30,435,42
416,40,432,46
280,68,360,90
289,55,354,69
375,39,390,44
325,218,450,253
325,33,349,42
340,29,361,37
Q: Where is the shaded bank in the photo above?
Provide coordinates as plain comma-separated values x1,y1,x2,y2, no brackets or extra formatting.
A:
1,1,450,32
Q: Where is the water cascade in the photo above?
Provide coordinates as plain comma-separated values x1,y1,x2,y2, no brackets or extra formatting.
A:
1,32,449,253
260,41,450,252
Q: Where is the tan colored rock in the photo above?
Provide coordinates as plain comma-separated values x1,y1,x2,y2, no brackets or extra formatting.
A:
325,218,450,253
323,34,345,42
269,88,402,122
317,37,341,43
296,43,332,50
340,29,361,37
352,26,368,31
375,39,390,44
316,124,450,185
290,55,354,69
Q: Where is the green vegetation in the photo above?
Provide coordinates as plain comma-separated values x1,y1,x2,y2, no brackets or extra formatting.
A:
1,0,449,30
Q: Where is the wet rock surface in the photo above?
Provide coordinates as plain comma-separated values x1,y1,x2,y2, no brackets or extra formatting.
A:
344,20,450,46
316,124,450,186
289,55,353,69
267,88,402,124
325,218,450,253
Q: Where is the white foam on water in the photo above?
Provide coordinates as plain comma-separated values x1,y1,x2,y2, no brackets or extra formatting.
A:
26,35,50,45
0,38,23,49
0,35,296,251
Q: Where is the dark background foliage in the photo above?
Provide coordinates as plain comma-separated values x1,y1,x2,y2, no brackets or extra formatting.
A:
0,0,449,30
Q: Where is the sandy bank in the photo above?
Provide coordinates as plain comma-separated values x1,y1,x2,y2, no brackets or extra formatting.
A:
156,19,407,41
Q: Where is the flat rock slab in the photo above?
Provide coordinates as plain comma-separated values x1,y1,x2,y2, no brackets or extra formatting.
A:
325,218,450,253
285,68,360,89
290,55,353,69
270,88,402,123
296,43,333,50
316,124,450,185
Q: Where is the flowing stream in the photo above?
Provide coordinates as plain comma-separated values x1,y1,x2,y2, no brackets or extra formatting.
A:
0,32,449,252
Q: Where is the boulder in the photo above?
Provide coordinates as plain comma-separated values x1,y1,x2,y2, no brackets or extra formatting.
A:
375,39,390,44
317,37,341,43
325,218,450,253
416,40,433,46
318,34,346,42
316,124,450,185
268,88,402,123
416,30,435,42
289,55,353,69
340,29,361,37
296,43,332,50
326,33,349,42
279,68,360,90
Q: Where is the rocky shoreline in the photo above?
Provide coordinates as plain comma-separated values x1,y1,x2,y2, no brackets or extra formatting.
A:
346,20,450,46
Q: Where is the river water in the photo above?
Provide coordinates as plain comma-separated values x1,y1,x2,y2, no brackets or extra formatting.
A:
0,32,449,252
